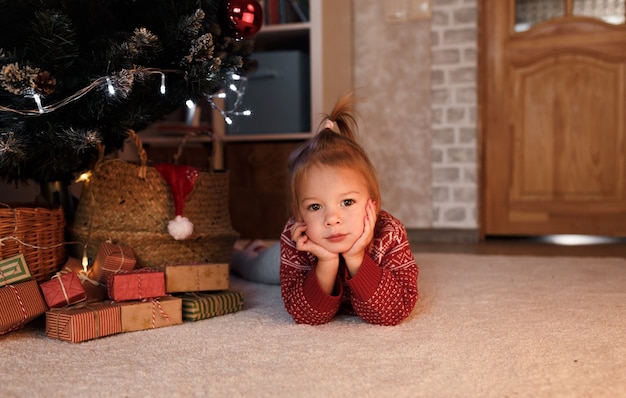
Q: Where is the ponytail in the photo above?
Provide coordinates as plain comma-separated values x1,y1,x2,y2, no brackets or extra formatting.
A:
318,92,359,140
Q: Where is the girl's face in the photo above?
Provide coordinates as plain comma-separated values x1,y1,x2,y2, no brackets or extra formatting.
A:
297,164,370,254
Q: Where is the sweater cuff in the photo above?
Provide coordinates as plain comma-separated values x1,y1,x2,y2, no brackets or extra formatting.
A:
346,255,382,302
303,268,342,313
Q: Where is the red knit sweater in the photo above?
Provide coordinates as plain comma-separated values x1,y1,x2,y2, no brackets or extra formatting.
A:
280,210,419,326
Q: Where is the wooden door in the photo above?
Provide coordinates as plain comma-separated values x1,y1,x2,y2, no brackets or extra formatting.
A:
481,0,626,236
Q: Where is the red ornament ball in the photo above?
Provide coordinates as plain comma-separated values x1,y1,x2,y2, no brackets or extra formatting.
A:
224,0,264,40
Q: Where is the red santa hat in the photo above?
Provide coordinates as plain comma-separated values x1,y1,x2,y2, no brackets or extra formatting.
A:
155,163,199,240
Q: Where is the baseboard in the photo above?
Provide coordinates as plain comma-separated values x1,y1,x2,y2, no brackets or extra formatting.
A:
407,228,480,244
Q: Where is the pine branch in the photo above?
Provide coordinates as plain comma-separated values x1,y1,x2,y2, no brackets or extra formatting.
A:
0,0,255,183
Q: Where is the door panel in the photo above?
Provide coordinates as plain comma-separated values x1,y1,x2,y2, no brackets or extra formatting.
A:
481,1,626,236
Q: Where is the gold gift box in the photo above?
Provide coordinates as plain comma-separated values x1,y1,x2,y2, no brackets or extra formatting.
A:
114,296,182,333
165,263,229,293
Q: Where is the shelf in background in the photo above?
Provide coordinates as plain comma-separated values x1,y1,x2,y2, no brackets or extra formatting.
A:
254,22,310,51
221,132,313,141
260,21,310,34
138,125,313,146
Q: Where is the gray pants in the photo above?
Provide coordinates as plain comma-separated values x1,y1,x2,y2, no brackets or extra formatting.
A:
230,243,280,285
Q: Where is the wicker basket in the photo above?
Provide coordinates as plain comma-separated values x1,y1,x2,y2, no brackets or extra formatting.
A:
0,204,67,283
71,132,239,269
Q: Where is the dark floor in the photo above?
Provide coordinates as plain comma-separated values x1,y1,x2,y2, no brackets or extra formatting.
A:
411,235,626,259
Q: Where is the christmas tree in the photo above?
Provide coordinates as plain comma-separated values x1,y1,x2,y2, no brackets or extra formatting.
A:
0,0,257,184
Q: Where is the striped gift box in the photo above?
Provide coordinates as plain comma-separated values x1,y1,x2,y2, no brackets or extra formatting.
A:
0,279,47,335
178,290,244,322
0,254,32,288
45,302,121,343
91,242,136,284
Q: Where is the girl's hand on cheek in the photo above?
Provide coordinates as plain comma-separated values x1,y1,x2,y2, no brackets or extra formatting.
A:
291,221,337,262
344,199,376,273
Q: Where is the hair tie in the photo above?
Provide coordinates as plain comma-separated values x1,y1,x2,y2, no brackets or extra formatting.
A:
323,119,334,131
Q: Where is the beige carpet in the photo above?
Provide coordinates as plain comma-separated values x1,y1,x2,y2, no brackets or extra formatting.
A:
2,253,626,397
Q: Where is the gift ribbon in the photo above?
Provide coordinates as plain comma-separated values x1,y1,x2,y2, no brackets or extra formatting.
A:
137,273,143,299
102,243,127,273
74,269,102,287
92,307,100,339
52,272,71,305
1,284,28,335
146,298,172,328
51,300,102,341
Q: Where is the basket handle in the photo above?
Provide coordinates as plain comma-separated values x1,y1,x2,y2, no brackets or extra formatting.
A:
126,129,148,179
95,129,148,179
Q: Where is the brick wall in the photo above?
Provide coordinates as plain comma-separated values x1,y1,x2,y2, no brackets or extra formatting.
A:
430,0,478,229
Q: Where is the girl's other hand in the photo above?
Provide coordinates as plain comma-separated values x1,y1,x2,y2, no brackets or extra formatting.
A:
343,199,376,275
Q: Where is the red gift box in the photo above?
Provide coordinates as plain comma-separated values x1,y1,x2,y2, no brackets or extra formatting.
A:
0,279,47,335
91,241,136,284
40,271,87,308
46,302,121,343
63,257,107,301
106,269,165,302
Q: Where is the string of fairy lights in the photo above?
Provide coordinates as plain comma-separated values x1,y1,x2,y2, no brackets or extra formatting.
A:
0,67,251,125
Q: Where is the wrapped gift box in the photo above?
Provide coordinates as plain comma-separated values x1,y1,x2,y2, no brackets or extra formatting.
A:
0,254,31,288
114,296,182,333
40,271,87,308
63,257,107,301
91,241,136,284
0,279,47,335
107,269,165,301
165,263,229,293
46,302,121,343
177,290,244,322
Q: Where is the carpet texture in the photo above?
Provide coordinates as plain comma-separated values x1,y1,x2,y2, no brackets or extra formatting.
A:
2,253,625,397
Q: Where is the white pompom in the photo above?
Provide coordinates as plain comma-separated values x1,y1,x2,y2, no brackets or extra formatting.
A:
167,215,194,240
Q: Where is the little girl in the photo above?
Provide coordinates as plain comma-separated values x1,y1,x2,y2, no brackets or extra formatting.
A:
231,94,419,325
279,94,419,326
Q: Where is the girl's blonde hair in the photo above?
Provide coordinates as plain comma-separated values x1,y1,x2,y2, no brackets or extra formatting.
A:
287,93,381,219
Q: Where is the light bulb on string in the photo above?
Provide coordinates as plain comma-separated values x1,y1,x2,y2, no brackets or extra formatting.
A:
81,245,89,273
32,93,45,114
160,73,166,94
75,171,92,183
185,99,197,125
105,77,115,96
